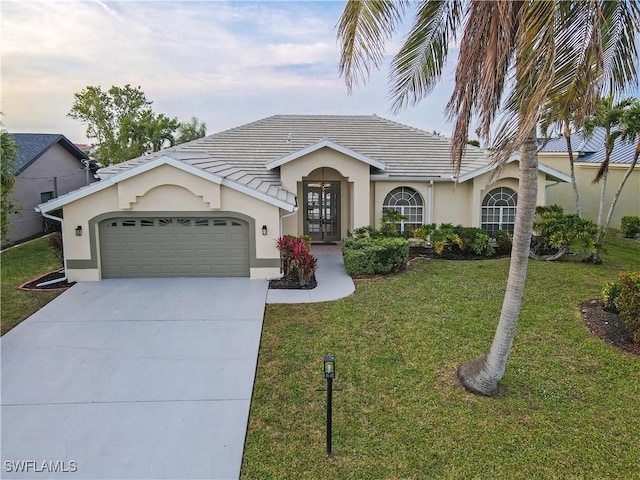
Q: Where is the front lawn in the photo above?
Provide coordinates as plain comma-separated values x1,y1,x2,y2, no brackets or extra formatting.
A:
242,235,640,479
1,236,64,335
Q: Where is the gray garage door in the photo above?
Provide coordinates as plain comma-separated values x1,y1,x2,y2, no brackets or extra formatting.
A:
99,217,250,278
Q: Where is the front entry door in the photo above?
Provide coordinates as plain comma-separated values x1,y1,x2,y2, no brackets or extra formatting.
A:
304,182,341,242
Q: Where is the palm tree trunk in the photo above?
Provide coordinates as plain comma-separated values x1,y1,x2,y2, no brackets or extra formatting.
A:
457,128,538,396
591,167,608,262
603,142,640,234
564,122,582,218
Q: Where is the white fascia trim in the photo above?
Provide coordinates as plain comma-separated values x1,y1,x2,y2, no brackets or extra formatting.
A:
456,154,571,183
220,178,297,212
370,175,452,182
456,154,519,182
36,155,225,214
266,139,387,171
538,163,571,183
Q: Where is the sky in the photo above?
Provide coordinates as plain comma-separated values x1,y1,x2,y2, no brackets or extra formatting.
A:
1,0,459,145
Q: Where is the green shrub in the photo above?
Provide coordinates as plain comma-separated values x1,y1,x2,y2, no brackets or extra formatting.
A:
617,271,640,343
620,216,640,238
602,281,621,313
380,209,408,237
494,229,513,255
533,205,597,256
342,237,409,277
453,225,495,257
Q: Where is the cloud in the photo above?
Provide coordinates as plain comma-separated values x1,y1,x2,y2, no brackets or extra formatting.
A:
1,0,455,143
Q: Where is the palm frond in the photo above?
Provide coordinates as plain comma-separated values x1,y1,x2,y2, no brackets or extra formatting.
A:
337,0,409,92
447,1,520,172
388,0,464,114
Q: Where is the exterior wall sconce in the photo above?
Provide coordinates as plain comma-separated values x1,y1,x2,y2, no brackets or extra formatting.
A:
262,225,268,236
75,226,83,236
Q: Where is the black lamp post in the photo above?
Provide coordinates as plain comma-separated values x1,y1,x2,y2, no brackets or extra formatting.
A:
323,355,335,458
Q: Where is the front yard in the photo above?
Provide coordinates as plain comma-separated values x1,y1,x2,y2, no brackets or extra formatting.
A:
242,236,640,479
2,233,639,477
1,236,65,335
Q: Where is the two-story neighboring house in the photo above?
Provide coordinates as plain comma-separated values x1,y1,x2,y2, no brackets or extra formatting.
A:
5,134,96,245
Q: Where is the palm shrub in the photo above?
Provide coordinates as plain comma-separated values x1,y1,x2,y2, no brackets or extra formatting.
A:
275,235,318,286
411,223,497,257
411,223,463,255
379,209,409,237
620,216,640,238
532,205,598,259
452,226,495,257
617,271,640,343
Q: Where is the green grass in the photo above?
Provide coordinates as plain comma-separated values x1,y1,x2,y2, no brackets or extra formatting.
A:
242,235,640,479
1,235,64,335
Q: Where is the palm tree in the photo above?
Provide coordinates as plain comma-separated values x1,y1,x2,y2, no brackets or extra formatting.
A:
602,99,640,239
540,95,584,218
338,0,640,396
176,117,207,144
583,95,634,262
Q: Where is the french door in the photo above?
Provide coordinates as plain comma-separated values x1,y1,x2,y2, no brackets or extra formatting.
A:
304,182,340,242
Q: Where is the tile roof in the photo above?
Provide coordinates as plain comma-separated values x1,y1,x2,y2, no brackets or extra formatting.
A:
98,115,493,205
9,133,88,173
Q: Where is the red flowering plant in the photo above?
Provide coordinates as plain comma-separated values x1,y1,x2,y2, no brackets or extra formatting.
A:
276,235,318,286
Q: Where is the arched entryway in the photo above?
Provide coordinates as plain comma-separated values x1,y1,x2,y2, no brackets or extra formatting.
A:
303,167,344,242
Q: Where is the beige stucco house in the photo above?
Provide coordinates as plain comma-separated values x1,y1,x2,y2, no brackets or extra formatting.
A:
37,115,569,281
539,129,639,228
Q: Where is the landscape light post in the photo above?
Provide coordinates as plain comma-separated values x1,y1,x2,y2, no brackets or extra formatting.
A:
323,355,335,458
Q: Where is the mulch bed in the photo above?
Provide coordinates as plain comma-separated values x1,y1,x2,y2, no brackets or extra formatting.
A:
581,299,639,355
18,270,76,291
269,274,317,290
409,246,511,261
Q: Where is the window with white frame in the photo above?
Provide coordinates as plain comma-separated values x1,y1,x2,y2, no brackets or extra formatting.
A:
481,187,517,237
383,187,424,233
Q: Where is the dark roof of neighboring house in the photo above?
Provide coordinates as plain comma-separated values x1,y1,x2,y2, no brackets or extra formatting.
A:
9,133,89,174
538,127,637,164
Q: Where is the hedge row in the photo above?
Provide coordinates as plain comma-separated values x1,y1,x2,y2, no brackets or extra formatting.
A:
342,237,409,277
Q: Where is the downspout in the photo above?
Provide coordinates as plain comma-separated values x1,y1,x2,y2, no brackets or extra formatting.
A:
266,199,299,281
36,209,68,286
428,180,434,224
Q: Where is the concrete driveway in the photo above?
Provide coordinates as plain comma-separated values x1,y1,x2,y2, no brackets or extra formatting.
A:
1,278,268,480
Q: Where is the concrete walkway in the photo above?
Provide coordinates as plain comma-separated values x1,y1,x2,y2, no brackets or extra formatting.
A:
266,246,355,304
1,278,268,480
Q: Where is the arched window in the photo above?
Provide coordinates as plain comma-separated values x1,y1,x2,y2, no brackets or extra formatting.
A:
383,187,424,233
481,187,517,237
